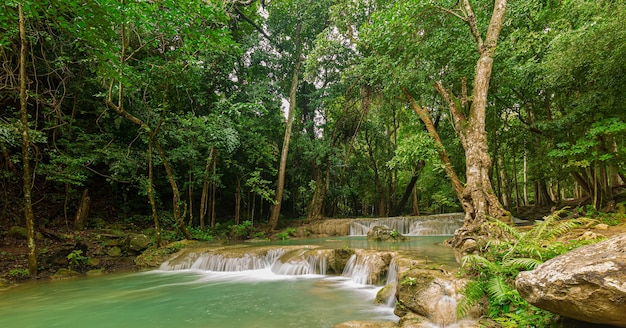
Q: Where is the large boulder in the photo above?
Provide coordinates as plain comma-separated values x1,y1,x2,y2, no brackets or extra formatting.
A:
516,233,626,327
367,225,406,242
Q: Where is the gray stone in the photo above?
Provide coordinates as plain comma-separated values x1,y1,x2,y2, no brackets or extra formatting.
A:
367,225,406,242
516,233,626,327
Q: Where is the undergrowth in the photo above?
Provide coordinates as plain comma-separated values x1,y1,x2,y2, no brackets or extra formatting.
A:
458,210,605,327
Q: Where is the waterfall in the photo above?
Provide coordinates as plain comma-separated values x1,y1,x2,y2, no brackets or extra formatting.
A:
349,213,464,236
383,258,399,307
159,248,285,271
271,249,328,275
341,251,391,285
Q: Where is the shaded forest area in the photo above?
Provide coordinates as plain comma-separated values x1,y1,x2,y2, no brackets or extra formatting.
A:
1,0,625,278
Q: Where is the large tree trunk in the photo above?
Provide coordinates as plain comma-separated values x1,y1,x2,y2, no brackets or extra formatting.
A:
269,25,302,230
19,3,37,276
433,0,511,249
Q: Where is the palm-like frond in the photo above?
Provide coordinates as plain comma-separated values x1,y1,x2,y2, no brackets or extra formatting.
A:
503,257,543,271
462,254,501,273
457,280,485,317
487,275,511,304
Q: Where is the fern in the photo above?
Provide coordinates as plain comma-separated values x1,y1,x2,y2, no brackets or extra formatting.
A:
459,207,605,327
487,275,511,304
456,280,485,317
503,257,543,271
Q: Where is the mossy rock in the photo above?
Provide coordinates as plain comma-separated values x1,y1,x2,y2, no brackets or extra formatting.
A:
86,269,105,276
87,257,101,267
7,226,43,240
52,268,79,280
107,246,122,257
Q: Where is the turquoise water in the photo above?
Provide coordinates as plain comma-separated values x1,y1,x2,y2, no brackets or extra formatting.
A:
0,236,457,328
0,270,393,328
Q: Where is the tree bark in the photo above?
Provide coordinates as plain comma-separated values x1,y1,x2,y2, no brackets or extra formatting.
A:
147,139,161,247
497,154,511,209
269,24,302,230
74,189,91,230
403,89,464,199
19,2,37,276
306,164,327,221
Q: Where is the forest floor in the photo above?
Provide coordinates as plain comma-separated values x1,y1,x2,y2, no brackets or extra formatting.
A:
2,203,626,288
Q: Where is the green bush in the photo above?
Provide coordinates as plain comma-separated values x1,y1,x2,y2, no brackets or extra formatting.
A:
230,221,254,239
9,268,30,278
276,231,289,240
67,250,88,267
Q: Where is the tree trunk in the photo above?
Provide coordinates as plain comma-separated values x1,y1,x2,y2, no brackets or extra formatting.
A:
19,2,37,276
433,0,511,249
497,154,511,209
393,162,424,216
306,164,327,221
403,89,465,199
235,177,241,225
210,153,217,228
534,179,554,207
412,183,420,216
74,189,91,230
269,25,302,230
199,146,215,230
147,139,161,247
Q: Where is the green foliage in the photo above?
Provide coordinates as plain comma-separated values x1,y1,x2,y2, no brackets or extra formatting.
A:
188,227,213,242
67,250,88,267
8,268,30,279
459,211,603,327
277,227,297,240
400,276,417,286
230,221,255,239
276,231,290,240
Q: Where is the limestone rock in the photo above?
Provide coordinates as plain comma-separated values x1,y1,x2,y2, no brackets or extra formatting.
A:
334,320,397,328
107,246,122,257
126,233,151,252
52,268,79,280
515,233,626,327
367,226,406,242
375,281,397,305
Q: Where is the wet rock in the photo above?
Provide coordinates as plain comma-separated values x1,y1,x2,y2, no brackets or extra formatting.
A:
367,226,406,242
297,219,351,237
334,320,397,328
375,280,397,305
516,233,626,327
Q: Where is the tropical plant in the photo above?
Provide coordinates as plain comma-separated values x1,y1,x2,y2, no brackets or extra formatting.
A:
458,210,602,327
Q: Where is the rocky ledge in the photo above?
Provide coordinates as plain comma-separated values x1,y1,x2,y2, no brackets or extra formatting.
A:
516,233,626,327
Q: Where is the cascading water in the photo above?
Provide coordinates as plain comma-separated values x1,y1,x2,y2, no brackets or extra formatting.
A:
349,213,464,236
271,249,329,275
159,248,285,271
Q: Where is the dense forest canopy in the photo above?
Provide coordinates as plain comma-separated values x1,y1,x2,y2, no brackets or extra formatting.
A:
2,0,625,266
